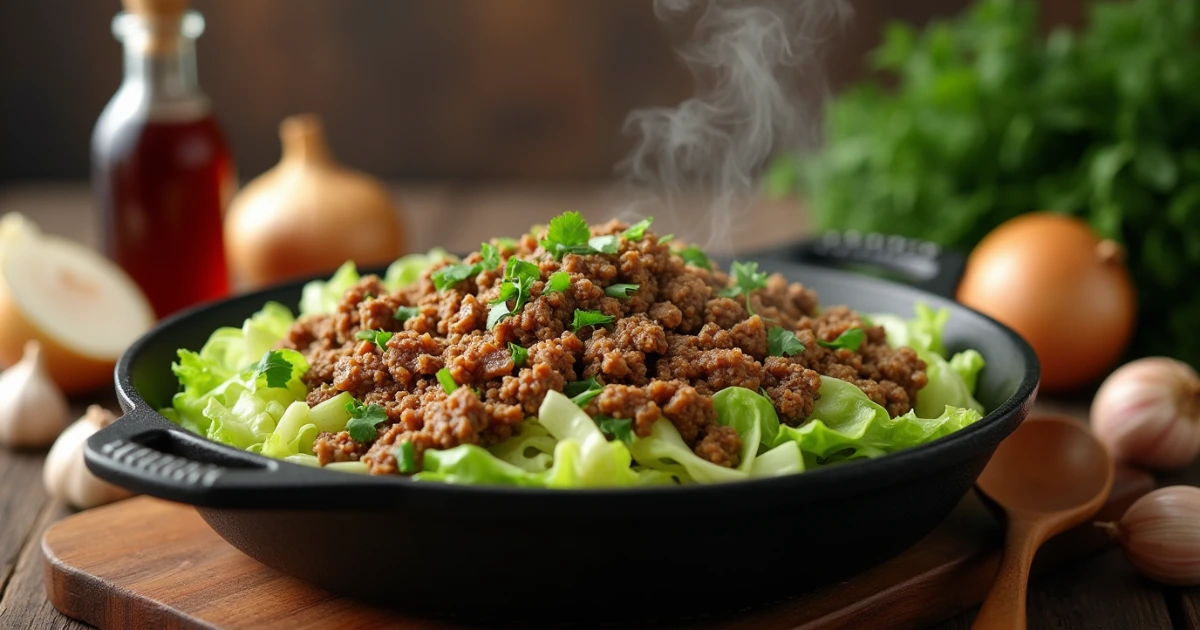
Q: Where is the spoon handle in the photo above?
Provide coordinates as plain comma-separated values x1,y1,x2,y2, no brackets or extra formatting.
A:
972,520,1044,630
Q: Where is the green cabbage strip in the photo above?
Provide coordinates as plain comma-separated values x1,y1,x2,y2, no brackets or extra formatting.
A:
299,261,360,317
383,248,455,291
869,303,986,416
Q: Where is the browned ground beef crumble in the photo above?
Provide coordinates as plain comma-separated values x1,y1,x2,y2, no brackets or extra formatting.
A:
280,220,928,475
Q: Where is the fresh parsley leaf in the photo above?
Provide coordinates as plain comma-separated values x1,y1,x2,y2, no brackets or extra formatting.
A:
571,309,614,331
597,416,634,445
508,342,528,368
658,233,675,243
436,367,458,394
546,271,571,294
717,287,741,298
480,242,501,271
504,257,542,284
252,350,293,389
818,328,866,351
605,283,639,299
722,260,769,314
563,376,601,397
622,217,654,240
393,306,420,323
540,211,594,259
679,245,712,270
395,440,417,474
487,302,513,329
489,282,519,305
767,327,805,357
495,237,518,249
355,329,394,348
432,263,481,291
588,234,620,254
344,399,388,442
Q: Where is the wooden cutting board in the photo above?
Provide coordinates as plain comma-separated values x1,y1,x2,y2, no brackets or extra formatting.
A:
43,467,1152,630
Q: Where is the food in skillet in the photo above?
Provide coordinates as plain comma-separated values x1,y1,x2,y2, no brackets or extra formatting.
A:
161,212,987,487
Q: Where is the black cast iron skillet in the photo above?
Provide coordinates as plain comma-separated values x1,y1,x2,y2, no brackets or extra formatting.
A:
85,232,1038,626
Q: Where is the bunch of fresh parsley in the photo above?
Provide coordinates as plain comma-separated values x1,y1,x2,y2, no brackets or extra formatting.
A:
767,0,1200,368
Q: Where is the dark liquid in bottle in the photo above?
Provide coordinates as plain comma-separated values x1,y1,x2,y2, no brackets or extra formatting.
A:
94,114,233,319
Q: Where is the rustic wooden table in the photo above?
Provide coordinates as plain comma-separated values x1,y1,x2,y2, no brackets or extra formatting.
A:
0,182,1197,629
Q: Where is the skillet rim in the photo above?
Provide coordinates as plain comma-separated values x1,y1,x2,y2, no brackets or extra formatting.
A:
107,259,1040,503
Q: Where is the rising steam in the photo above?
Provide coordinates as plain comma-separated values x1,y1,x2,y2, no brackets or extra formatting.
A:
616,0,851,251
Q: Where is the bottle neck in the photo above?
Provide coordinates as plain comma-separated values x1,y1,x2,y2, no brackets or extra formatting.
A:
113,10,209,118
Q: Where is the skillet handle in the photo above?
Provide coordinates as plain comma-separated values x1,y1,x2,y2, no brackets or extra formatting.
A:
751,230,966,298
84,405,351,508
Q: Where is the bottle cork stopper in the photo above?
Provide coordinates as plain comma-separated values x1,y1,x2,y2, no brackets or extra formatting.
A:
121,0,189,18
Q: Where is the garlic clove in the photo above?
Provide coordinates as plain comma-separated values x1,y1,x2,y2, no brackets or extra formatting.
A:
1090,357,1200,470
43,405,134,510
0,339,71,448
1100,486,1200,586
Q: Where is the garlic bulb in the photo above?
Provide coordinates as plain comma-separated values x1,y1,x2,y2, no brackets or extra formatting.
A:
1099,486,1200,586
0,339,70,447
1090,357,1200,470
43,405,134,510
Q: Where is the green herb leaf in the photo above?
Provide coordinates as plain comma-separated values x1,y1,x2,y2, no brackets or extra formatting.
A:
605,283,640,299
679,245,712,270
540,211,594,259
487,302,513,329
658,233,675,243
432,263,481,291
436,367,458,394
504,257,542,283
393,306,420,323
495,237,518,249
252,350,293,389
546,271,571,294
723,260,769,314
395,440,417,474
588,235,620,254
597,416,634,445
508,342,529,368
480,242,502,271
571,309,614,331
355,329,394,348
818,328,866,351
767,327,805,357
564,376,603,407
622,217,654,240
344,399,388,442
489,282,519,305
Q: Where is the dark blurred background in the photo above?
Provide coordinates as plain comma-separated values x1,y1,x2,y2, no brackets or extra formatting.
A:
0,0,1088,184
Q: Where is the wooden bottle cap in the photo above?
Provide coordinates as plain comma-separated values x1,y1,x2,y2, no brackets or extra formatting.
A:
121,0,189,18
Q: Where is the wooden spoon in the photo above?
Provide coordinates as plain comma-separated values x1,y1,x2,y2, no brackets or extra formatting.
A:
971,414,1115,630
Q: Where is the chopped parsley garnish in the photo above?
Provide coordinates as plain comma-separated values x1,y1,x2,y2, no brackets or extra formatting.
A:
486,302,513,329
718,260,769,314
508,342,529,368
818,328,866,352
431,262,481,291
605,283,639,299
546,271,571,294
395,441,417,474
252,350,293,389
344,399,388,442
505,257,542,283
658,233,675,243
571,309,614,332
597,416,634,445
767,327,805,357
355,329,394,348
678,245,712,270
480,242,502,270
495,237,519,249
488,258,543,329
393,305,420,323
623,217,654,241
540,211,595,259
489,282,519,305
588,234,620,254
436,367,458,394
564,376,603,406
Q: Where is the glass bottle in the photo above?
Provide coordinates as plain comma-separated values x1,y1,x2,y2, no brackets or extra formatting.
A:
91,0,234,320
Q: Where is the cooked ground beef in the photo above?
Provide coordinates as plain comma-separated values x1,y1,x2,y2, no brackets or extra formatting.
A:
288,219,927,475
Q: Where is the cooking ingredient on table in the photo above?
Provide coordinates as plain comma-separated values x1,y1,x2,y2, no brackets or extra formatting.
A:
1099,485,1200,586
973,414,1114,629
767,0,1200,372
43,406,135,509
223,113,406,291
956,213,1135,392
1091,357,1200,470
92,0,234,320
0,214,154,395
0,341,69,448
160,212,987,487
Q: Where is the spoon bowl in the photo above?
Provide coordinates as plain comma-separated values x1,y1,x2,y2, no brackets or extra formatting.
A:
972,414,1114,630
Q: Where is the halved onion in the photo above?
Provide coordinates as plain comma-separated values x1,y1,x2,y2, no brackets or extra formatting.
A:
0,216,154,395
